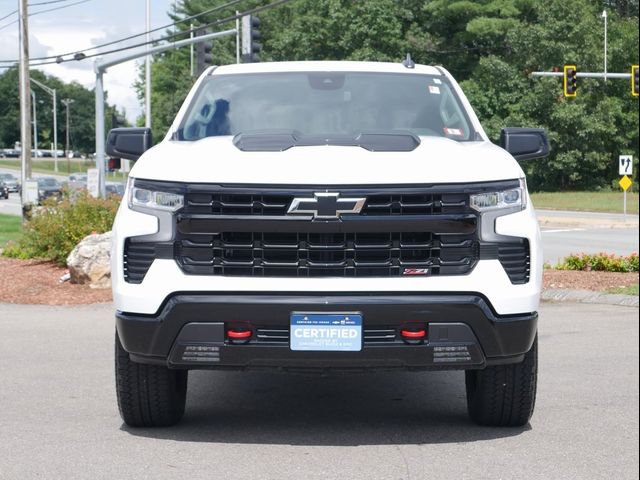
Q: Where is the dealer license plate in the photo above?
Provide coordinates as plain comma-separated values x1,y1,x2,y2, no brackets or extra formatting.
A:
290,313,362,352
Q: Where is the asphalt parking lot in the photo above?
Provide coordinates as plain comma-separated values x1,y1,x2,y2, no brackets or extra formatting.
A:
0,301,638,480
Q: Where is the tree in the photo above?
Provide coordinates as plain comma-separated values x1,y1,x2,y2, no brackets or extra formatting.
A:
140,0,639,190
0,68,123,153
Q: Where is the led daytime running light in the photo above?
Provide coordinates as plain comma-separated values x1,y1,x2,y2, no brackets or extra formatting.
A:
470,179,527,212
129,186,184,212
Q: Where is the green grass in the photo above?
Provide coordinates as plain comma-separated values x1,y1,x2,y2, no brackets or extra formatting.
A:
530,191,639,214
0,213,22,247
606,284,639,296
0,159,127,181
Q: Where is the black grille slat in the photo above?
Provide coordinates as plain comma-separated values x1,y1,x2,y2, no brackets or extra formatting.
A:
183,191,471,216
186,194,291,216
176,231,478,277
255,328,398,344
123,241,155,284
498,241,530,284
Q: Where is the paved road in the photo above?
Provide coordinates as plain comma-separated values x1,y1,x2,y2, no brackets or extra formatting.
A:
538,209,639,264
0,302,637,480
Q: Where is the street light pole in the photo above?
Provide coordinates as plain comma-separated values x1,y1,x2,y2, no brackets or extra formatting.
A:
62,98,74,174
145,0,151,128
31,78,58,172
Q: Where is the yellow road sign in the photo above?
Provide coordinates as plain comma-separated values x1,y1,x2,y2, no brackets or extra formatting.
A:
619,175,632,191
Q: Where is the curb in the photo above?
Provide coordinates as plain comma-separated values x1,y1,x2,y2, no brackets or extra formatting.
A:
542,288,639,307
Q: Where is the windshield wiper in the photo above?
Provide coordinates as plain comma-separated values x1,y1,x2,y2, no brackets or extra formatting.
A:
232,130,420,152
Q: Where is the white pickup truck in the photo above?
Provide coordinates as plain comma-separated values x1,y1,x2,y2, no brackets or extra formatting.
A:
107,60,548,428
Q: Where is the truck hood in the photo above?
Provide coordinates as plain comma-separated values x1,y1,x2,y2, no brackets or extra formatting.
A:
130,136,524,185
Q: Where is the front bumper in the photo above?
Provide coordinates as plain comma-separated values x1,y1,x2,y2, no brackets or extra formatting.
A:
117,293,537,372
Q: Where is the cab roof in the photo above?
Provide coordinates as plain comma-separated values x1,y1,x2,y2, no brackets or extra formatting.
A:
210,61,443,76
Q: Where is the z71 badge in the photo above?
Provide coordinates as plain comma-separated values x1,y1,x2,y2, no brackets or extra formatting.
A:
403,268,429,275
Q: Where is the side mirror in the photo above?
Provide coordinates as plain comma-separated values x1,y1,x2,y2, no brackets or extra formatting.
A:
106,127,152,161
500,128,550,161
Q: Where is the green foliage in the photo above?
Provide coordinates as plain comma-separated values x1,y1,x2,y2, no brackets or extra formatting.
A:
0,68,123,152
530,190,639,213
556,252,639,272
138,0,638,191
0,214,22,247
2,191,120,265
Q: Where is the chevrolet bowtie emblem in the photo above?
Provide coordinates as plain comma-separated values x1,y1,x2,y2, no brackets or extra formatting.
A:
287,193,366,219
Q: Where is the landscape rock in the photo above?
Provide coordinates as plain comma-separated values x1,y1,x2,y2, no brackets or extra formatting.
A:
66,232,112,289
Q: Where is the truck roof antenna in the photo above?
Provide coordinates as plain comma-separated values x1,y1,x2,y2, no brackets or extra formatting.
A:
402,53,415,69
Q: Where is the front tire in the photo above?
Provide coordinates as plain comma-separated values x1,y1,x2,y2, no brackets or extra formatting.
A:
465,334,538,427
115,332,188,427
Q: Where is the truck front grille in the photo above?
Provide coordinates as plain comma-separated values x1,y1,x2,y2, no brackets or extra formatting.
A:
184,191,469,216
175,231,479,277
123,181,530,283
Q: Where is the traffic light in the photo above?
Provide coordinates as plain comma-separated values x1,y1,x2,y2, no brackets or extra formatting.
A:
241,15,261,63
563,65,577,97
195,28,214,76
111,113,126,129
632,65,639,97
108,157,121,171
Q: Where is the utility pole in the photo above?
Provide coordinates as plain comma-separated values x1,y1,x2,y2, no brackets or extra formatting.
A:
602,10,608,82
236,11,240,64
31,78,58,172
31,90,38,156
190,23,194,76
18,0,32,216
145,0,151,128
62,98,74,174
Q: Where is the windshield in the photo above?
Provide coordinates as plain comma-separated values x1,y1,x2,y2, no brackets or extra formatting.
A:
38,178,59,187
178,72,475,142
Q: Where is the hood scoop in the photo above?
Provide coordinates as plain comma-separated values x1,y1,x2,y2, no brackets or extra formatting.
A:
232,130,421,152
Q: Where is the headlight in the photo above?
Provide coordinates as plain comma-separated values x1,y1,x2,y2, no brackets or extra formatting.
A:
128,184,184,212
470,179,527,212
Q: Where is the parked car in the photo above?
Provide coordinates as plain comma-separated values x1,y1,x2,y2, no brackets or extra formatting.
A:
108,60,548,428
69,173,88,183
0,173,20,193
35,176,63,203
105,182,125,198
1,149,20,158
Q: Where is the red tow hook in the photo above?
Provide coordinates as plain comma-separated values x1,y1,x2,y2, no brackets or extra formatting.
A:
400,327,426,344
227,328,252,344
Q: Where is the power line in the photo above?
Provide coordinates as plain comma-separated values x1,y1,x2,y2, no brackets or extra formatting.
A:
0,0,74,22
0,0,92,33
0,0,246,62
1,0,295,67
30,0,79,6
0,10,18,23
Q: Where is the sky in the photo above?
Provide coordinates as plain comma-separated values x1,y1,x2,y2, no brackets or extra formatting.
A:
0,0,176,122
